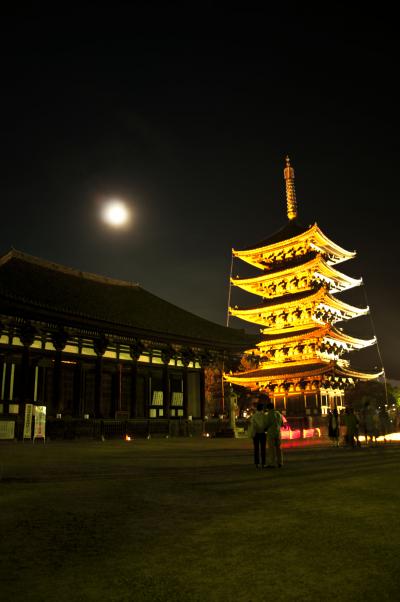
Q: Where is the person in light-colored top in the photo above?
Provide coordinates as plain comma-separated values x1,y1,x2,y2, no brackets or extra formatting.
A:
264,401,284,468
248,401,268,469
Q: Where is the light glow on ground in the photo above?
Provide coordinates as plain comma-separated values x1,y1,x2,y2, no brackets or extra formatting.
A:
358,432,400,442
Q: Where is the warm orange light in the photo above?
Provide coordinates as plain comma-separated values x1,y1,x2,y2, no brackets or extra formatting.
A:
358,432,400,442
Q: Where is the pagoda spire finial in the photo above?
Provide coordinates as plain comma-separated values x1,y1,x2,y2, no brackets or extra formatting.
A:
284,155,298,220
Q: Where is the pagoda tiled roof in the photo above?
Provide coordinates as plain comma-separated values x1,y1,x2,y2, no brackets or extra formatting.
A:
230,361,329,379
231,286,367,321
239,220,309,251
263,251,318,275
226,361,382,381
233,288,319,310
257,324,376,349
0,249,256,350
259,326,320,342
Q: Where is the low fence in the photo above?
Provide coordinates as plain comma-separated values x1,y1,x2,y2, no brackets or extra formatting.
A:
1,417,209,440
1,414,329,441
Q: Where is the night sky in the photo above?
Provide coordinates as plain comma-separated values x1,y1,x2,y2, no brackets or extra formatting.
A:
1,6,399,377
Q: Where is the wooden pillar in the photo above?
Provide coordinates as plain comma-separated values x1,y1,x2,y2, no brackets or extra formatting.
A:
20,345,31,402
73,361,83,417
182,367,188,418
20,322,36,407
9,363,15,403
162,363,170,419
199,368,206,420
181,349,193,419
94,355,103,418
144,371,150,419
161,346,176,420
130,341,144,418
93,336,108,419
32,360,39,402
109,366,118,418
52,350,62,414
1,359,7,402
115,363,122,414
130,361,137,418
51,329,67,415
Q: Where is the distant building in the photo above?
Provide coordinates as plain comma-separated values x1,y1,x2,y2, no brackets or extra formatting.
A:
224,158,382,417
0,249,253,424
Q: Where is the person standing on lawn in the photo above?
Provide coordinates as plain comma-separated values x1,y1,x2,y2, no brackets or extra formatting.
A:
344,406,359,447
248,399,268,469
361,401,375,445
328,407,340,446
265,401,284,468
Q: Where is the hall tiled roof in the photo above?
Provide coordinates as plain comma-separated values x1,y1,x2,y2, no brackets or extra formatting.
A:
0,249,257,350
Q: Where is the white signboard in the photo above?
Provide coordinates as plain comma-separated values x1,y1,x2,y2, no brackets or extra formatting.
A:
34,406,46,441
0,421,15,439
23,404,34,439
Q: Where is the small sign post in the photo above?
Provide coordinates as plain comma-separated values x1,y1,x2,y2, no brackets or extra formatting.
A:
33,405,46,443
23,403,33,441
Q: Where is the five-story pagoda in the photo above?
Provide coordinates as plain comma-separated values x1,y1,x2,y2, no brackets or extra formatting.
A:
224,158,382,417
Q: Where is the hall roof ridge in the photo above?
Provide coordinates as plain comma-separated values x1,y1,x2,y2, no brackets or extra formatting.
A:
0,248,140,288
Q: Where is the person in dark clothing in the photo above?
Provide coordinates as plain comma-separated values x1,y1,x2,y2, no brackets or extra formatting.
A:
328,408,340,446
264,401,284,468
343,407,359,447
248,400,267,469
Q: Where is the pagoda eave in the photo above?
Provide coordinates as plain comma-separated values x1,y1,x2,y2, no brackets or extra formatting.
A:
254,325,376,351
224,361,383,387
231,255,362,298
233,223,356,268
230,286,367,315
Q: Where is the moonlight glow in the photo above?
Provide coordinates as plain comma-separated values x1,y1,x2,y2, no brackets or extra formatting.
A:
101,200,131,227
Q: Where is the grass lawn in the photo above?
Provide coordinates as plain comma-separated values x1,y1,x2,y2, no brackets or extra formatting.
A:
1,437,399,602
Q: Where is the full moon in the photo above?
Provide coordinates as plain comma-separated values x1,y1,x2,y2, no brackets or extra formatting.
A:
101,200,131,228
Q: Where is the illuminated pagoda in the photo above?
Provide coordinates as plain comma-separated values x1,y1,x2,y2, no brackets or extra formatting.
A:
224,157,382,417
